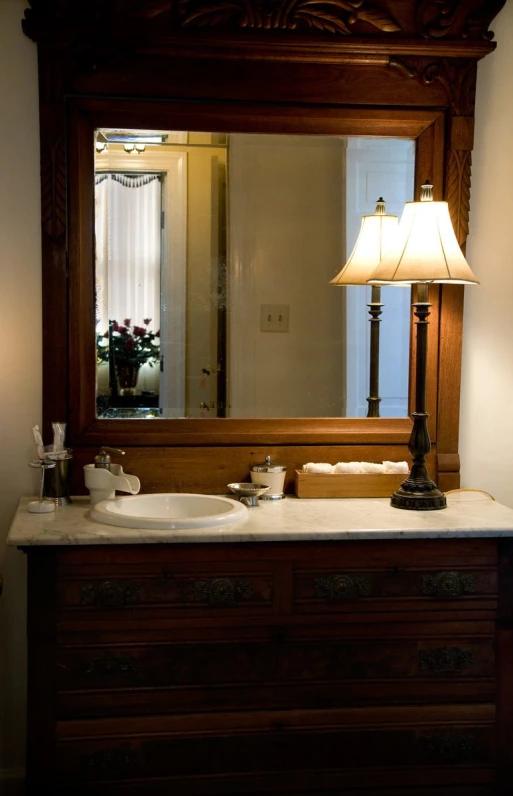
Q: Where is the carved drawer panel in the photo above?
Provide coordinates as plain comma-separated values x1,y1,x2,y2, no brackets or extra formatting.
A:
293,567,497,612
55,635,494,718
56,566,273,615
54,705,495,787
57,676,497,720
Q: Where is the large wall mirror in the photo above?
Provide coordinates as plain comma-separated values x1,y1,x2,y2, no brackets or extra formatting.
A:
94,128,414,421
70,100,444,447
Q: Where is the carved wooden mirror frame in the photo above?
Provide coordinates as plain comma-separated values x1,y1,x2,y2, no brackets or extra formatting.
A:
22,1,506,494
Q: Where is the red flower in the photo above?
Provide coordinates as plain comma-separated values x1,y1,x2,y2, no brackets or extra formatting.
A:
143,318,151,326
97,318,160,366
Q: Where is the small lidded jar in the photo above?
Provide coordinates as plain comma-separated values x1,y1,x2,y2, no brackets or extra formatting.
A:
250,455,287,500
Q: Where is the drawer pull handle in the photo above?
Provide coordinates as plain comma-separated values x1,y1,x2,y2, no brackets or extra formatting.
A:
84,656,138,677
80,580,140,609
84,746,137,772
420,732,475,763
314,574,372,601
421,571,476,598
193,577,251,604
419,646,474,673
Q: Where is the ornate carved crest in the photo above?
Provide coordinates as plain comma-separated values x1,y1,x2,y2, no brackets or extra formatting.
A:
177,0,400,34
24,0,504,43
415,0,506,41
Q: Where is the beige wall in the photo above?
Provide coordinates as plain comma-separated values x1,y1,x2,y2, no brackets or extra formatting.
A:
460,3,513,507
0,0,41,782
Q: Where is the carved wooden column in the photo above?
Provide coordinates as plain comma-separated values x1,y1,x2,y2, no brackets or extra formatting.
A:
35,44,69,441
437,58,478,492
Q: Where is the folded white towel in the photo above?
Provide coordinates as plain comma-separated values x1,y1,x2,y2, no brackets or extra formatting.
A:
383,460,409,474
360,462,385,474
303,461,409,475
333,462,365,474
303,462,334,474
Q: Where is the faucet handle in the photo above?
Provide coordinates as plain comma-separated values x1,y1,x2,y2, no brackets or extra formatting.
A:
94,447,125,470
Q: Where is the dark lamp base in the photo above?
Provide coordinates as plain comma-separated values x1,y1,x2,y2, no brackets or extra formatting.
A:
391,480,447,511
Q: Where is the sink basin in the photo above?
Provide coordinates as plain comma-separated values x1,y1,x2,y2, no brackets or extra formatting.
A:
91,493,248,530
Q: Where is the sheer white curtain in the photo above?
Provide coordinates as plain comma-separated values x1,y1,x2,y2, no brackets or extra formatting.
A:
95,173,162,334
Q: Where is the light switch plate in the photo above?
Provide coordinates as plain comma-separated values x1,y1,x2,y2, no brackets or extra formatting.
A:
260,304,290,333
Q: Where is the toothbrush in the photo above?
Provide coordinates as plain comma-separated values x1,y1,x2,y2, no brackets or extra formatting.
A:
32,425,45,459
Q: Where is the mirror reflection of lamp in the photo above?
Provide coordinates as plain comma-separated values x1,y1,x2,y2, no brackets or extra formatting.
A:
330,198,399,418
368,181,479,511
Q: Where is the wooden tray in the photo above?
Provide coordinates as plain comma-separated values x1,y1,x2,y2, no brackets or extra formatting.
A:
294,470,406,499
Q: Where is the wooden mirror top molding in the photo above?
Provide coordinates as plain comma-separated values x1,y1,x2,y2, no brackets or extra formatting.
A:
23,1,505,56
22,0,506,494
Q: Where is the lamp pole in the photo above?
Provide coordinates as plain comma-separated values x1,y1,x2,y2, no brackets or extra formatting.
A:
366,284,383,418
391,282,446,510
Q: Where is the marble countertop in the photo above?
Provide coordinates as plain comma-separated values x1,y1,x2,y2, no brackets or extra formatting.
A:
7,491,513,546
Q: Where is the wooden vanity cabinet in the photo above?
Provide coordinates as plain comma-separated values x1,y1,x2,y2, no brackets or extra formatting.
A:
25,538,513,795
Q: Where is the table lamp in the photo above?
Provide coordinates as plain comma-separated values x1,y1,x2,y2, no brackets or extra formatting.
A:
369,181,479,510
330,198,399,418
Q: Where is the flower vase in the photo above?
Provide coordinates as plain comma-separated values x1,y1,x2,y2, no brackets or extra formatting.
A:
116,363,140,396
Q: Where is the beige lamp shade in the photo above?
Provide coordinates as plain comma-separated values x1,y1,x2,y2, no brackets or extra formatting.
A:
368,183,479,285
330,198,398,286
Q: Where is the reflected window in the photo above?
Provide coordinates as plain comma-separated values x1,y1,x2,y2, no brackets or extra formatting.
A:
95,173,162,415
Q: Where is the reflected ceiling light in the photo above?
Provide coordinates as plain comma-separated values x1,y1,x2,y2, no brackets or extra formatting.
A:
330,198,399,418
95,140,108,154
368,181,479,510
123,143,146,154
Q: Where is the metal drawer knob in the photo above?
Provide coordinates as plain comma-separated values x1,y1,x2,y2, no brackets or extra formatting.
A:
314,574,372,601
80,580,140,609
419,646,474,673
421,571,476,598
193,577,252,604
83,656,138,677
420,732,475,762
84,746,137,771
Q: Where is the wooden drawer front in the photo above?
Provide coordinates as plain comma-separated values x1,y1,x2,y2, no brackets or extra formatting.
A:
294,567,497,612
56,636,494,697
57,567,273,615
55,707,495,785
49,783,497,796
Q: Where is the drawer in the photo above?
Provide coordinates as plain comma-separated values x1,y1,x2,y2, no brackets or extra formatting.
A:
55,632,495,718
54,705,495,787
293,566,497,613
49,782,496,796
56,563,273,616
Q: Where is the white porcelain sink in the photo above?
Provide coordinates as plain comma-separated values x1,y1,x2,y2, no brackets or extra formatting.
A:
91,493,248,530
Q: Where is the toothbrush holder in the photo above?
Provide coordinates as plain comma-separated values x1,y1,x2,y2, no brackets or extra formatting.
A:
43,452,73,505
